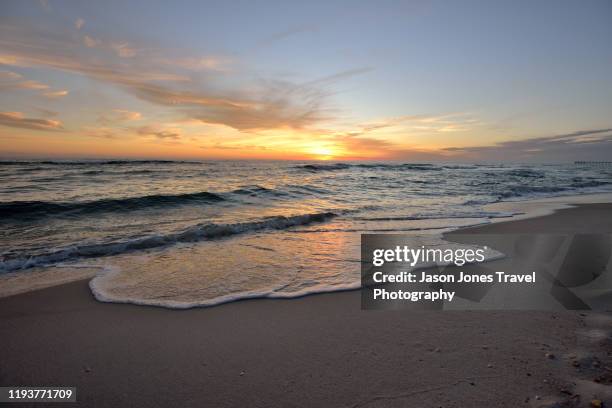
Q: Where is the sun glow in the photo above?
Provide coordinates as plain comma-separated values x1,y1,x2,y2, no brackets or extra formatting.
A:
308,145,336,160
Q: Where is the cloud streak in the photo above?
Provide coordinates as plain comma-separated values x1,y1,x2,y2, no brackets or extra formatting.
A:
0,68,69,98
444,128,612,162
0,112,64,131
136,125,182,140
0,23,367,132
97,109,142,125
43,90,69,98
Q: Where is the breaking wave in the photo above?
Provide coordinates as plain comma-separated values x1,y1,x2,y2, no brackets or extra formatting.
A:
498,185,568,199
0,211,337,272
0,191,226,219
295,163,444,171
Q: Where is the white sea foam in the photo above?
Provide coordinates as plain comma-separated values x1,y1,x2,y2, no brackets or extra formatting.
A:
85,230,504,309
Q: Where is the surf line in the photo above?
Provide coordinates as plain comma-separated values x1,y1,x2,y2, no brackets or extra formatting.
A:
372,288,455,302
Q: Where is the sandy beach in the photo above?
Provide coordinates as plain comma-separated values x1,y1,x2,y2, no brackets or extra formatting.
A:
2,1,612,406
1,202,611,407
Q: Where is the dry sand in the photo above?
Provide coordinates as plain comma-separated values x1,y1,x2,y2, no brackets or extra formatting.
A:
1,203,612,407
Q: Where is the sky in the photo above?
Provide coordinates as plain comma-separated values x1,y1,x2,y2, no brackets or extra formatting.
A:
0,0,611,162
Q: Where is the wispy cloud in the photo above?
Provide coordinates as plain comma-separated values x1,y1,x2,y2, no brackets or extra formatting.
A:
75,18,85,30
0,23,367,132
14,80,49,90
0,70,22,80
327,112,481,141
326,127,612,161
97,109,142,125
0,112,64,131
301,67,373,88
110,42,137,58
113,109,142,121
83,35,101,48
136,125,182,140
43,90,68,98
444,128,612,162
34,107,59,117
81,126,119,139
159,56,232,72
0,69,69,98
0,72,48,91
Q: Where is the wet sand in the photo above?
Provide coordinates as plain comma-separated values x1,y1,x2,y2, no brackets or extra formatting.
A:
1,203,612,407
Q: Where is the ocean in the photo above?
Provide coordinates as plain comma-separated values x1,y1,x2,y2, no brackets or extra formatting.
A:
1,160,611,307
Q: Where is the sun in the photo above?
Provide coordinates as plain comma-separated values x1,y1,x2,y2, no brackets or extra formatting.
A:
308,146,336,160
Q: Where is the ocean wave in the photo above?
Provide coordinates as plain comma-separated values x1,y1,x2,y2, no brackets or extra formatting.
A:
297,163,352,171
295,162,443,172
399,163,442,171
0,191,225,219
505,169,545,178
0,159,201,166
7,165,48,172
441,164,478,170
81,169,158,176
286,184,331,195
357,163,443,171
570,179,610,188
230,185,290,197
290,225,474,233
499,185,567,199
0,183,330,221
0,211,337,272
81,170,105,175
463,198,497,205
353,211,516,221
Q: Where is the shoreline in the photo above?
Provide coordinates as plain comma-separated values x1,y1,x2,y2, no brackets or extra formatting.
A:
2,191,612,303
484,192,612,224
1,200,612,406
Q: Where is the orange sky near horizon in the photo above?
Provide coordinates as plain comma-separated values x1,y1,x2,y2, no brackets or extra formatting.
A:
1,1,611,163
0,126,455,161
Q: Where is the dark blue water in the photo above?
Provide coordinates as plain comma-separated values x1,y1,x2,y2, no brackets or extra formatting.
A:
1,160,611,274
